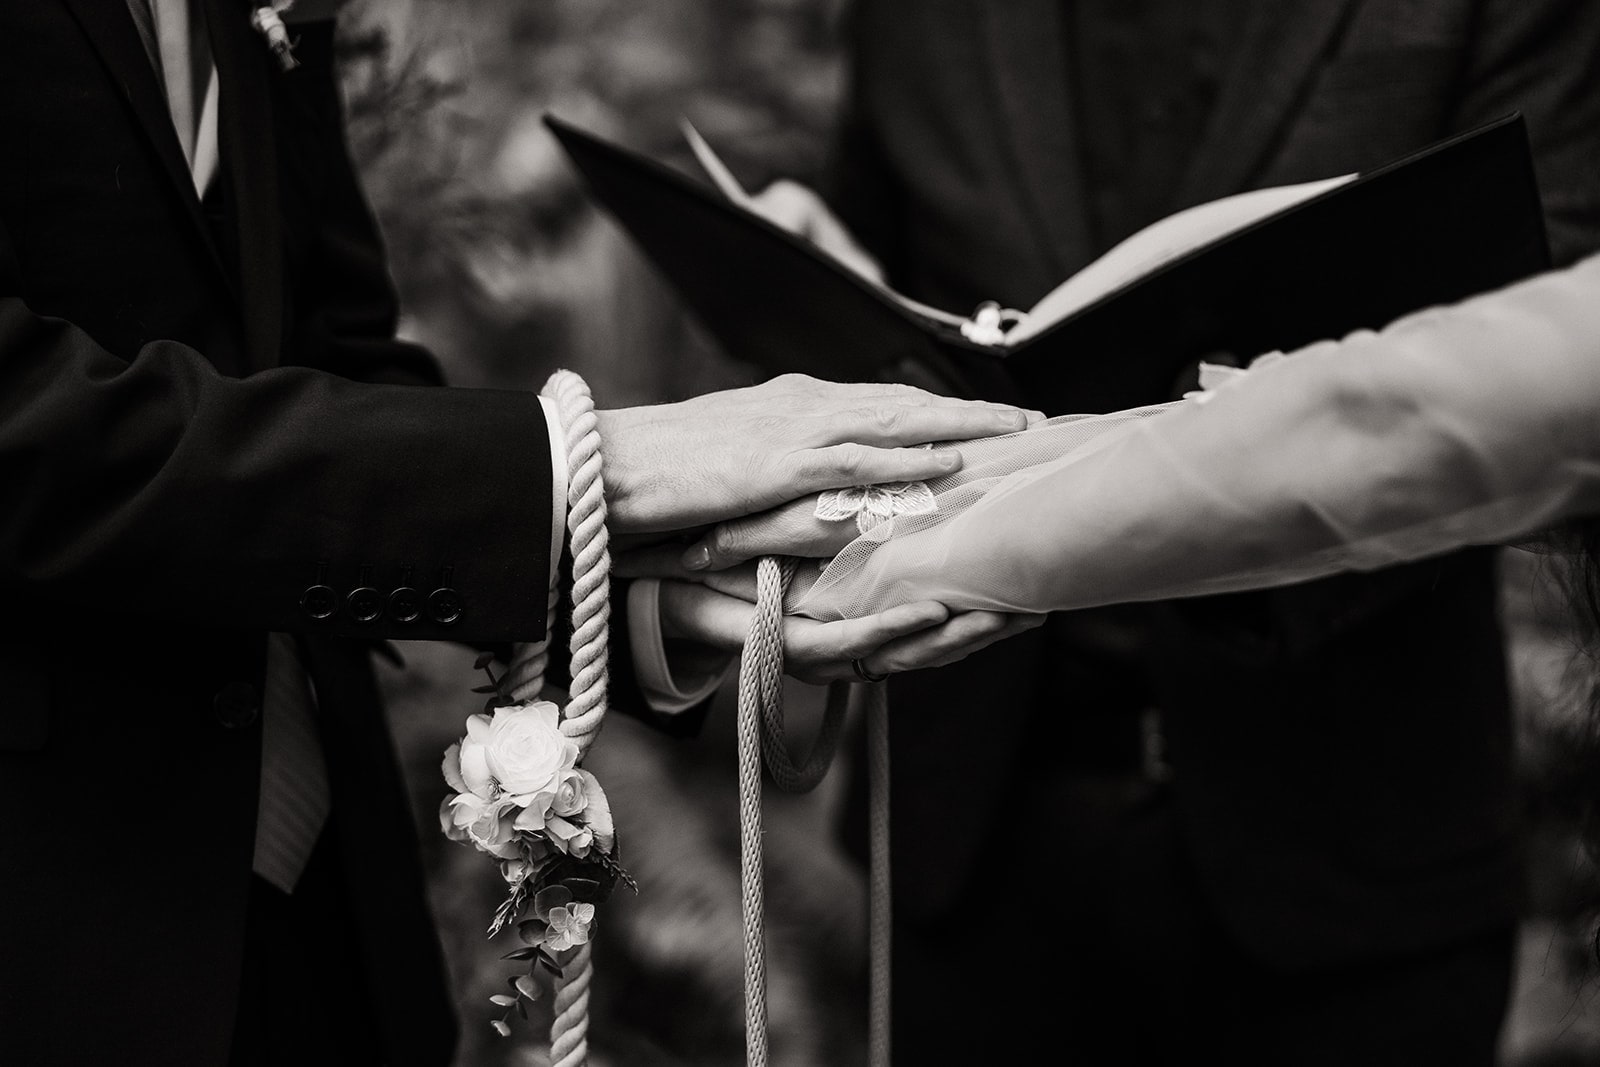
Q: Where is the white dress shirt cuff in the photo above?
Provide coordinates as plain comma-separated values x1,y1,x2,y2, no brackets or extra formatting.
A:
543,396,726,715
538,396,568,597
627,579,735,715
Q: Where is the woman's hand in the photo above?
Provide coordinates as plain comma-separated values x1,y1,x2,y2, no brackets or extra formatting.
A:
652,566,1044,685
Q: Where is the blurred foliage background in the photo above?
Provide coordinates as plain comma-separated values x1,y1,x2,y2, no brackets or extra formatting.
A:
327,1,1600,1063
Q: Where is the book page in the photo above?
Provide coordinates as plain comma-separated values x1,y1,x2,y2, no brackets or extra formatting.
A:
1007,174,1357,343
683,120,1357,347
681,120,974,330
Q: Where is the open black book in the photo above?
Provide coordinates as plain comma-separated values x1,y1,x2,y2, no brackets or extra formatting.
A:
545,112,1550,415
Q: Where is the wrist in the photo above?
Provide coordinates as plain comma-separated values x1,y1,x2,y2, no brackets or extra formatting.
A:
594,407,642,533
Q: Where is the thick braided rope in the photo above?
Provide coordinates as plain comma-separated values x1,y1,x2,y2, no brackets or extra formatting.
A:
738,556,891,1067
504,369,611,1067
550,942,593,1065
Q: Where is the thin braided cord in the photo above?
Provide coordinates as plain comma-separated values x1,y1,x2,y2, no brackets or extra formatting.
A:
757,561,850,793
737,556,790,1067
865,681,891,1067
738,557,893,1067
504,370,612,1067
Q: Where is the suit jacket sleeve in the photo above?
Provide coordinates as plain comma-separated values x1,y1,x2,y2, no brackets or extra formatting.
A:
0,204,554,646
261,22,706,724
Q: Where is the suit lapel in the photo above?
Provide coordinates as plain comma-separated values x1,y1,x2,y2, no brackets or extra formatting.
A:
1178,0,1360,204
60,0,233,283
981,0,1096,276
206,0,284,371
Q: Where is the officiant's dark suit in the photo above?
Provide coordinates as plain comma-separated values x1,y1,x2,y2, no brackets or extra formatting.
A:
0,4,674,1065
827,1,1600,1062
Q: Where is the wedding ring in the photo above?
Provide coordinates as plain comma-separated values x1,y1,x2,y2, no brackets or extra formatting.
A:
852,658,888,683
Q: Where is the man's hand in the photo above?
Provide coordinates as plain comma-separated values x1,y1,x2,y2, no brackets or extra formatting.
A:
682,494,855,571
596,373,1029,534
654,572,1043,685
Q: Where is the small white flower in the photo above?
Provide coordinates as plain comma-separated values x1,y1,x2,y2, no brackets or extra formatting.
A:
545,903,596,952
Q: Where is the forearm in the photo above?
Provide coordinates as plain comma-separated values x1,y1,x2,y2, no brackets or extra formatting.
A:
804,254,1600,617
1018,256,1600,608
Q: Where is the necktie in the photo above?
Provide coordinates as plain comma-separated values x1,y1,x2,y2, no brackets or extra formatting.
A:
254,633,332,894
130,0,331,892
128,0,220,192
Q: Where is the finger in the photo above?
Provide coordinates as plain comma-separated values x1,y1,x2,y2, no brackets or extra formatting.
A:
783,441,965,495
859,611,1043,677
818,400,1031,447
804,210,887,285
656,579,755,650
783,600,950,673
682,498,854,571
697,566,761,602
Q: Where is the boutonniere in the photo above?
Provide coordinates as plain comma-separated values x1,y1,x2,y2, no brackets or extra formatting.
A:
250,1,300,71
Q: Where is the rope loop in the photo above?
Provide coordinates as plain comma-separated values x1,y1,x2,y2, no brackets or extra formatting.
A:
504,369,612,1067
736,553,891,1067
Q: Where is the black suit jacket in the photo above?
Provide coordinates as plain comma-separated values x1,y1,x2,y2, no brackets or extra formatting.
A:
828,0,1600,970
0,5,590,1064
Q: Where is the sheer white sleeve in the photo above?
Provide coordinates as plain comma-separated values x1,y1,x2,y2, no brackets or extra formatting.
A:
790,253,1600,621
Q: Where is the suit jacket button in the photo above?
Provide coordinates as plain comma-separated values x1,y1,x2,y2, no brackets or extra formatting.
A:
427,587,462,625
214,681,261,729
301,584,338,620
389,586,423,623
347,586,384,623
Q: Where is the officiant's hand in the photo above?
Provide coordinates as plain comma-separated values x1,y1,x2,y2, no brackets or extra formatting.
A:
749,180,885,285
596,373,1028,534
652,572,1041,684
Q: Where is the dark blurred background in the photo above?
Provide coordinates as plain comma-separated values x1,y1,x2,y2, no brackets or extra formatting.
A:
329,1,1600,1063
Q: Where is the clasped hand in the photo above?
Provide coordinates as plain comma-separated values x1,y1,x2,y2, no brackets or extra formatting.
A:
601,373,1044,682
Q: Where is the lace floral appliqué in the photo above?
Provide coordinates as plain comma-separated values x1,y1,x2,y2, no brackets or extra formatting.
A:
816,480,938,534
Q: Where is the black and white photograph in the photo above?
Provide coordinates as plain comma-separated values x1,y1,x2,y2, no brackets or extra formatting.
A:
4,1,1600,1064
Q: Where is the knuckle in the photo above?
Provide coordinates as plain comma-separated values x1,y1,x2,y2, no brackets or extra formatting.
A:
874,405,904,436
831,441,866,478
710,523,745,560
773,372,817,395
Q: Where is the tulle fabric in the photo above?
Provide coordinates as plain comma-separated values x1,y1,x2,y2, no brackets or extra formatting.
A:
790,253,1600,621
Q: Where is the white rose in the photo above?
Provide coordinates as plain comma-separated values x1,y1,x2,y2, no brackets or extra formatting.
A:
448,791,519,859
498,840,552,885
445,720,497,799
550,769,588,818
438,795,466,843
475,702,579,803
574,769,615,853
545,814,594,857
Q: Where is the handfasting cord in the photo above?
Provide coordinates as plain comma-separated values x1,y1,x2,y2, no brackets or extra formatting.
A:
504,369,612,1067
737,556,891,1067
499,370,891,1066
